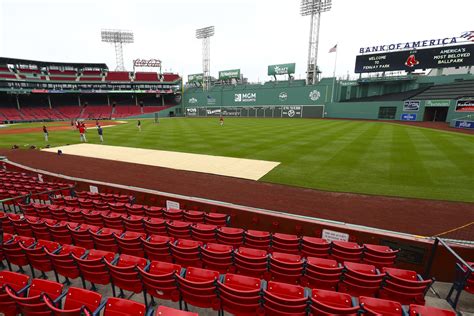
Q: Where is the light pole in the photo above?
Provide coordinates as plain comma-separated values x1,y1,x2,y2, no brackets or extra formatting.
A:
101,29,134,71
196,26,215,91
300,0,332,85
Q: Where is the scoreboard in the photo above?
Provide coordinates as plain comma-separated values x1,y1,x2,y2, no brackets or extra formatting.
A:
355,44,474,73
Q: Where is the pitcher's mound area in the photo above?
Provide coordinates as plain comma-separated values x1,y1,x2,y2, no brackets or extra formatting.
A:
42,144,280,181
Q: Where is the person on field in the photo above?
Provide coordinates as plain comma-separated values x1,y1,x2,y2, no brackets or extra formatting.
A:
43,125,49,142
219,116,224,126
79,124,87,142
137,120,141,132
97,125,104,143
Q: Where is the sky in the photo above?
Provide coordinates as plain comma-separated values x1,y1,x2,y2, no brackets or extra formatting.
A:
0,0,472,82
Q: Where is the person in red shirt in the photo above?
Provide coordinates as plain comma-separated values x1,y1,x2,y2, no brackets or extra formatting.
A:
79,124,87,142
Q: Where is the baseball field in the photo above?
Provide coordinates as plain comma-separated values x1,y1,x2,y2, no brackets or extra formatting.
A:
0,118,472,203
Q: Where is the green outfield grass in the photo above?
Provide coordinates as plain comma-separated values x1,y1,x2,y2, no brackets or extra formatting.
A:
1,118,473,202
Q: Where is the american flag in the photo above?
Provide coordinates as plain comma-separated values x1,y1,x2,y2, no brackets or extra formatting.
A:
329,44,337,53
460,31,474,42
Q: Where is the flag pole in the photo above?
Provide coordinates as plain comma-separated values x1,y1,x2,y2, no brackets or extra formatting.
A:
331,44,338,103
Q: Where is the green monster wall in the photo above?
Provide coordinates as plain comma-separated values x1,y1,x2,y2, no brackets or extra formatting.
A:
182,74,474,122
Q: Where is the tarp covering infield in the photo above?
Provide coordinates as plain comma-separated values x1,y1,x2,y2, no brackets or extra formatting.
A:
41,144,280,181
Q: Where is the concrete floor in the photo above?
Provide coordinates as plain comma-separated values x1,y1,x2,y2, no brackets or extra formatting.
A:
2,263,473,316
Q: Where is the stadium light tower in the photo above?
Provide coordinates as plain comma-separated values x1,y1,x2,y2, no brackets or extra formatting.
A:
196,26,215,90
101,29,134,71
301,0,332,85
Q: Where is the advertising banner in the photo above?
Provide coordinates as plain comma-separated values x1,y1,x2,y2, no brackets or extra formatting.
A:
454,120,474,129
355,44,474,73
218,69,240,80
403,100,420,111
188,73,203,83
268,63,296,76
455,99,474,112
425,100,451,107
401,113,417,121
282,106,302,118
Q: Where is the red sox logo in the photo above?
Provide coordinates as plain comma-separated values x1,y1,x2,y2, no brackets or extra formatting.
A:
405,54,420,68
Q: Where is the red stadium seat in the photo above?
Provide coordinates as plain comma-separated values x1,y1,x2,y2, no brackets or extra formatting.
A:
48,221,74,244
46,244,86,284
163,208,184,221
267,251,304,284
116,231,146,257
301,236,330,258
359,296,403,316
73,249,115,290
3,235,36,272
156,305,198,316
167,220,192,239
95,297,148,316
170,238,203,267
20,239,60,279
233,246,269,279
43,286,102,316
331,241,363,263
205,212,228,226
102,212,126,230
263,281,307,316
144,217,167,235
90,227,122,252
201,242,233,273
363,244,398,268
408,304,456,316
310,288,358,315
184,210,205,223
191,223,217,243
217,226,244,247
69,224,100,249
217,273,263,316
0,271,30,316
123,215,146,232
338,262,384,297
142,234,173,262
380,267,433,305
105,254,147,302
138,260,182,305
302,257,343,291
271,233,300,254
176,266,220,310
5,278,64,316
82,210,105,226
244,229,271,250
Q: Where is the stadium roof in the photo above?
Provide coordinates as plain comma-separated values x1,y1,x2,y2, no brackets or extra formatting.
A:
0,57,108,70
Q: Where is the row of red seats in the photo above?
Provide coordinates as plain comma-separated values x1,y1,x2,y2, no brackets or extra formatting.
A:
0,270,196,316
21,202,229,226
8,206,395,267
0,237,451,316
1,224,429,304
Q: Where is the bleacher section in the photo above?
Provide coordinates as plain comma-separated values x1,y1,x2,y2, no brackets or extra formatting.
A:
344,87,430,102
0,168,459,316
410,80,474,100
135,72,159,82
105,71,131,81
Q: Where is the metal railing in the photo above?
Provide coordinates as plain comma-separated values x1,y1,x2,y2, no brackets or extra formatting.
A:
424,237,474,309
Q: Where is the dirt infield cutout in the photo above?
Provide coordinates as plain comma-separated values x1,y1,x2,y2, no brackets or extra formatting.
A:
42,143,280,181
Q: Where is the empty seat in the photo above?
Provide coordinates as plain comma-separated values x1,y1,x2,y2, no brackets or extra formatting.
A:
302,257,343,291
102,212,126,230
218,273,263,316
301,236,330,258
217,226,244,247
94,297,149,316
263,281,307,316
408,304,456,316
69,224,100,249
5,278,64,316
163,208,184,221
380,267,433,305
43,286,102,315
20,239,60,279
170,239,202,267
90,227,122,252
233,247,269,279
82,210,105,226
4,235,36,272
183,210,205,223
156,305,198,316
116,231,146,257
143,234,173,262
267,251,304,284
310,288,358,315
176,266,220,310
271,233,300,254
339,261,384,297
359,296,403,316
191,223,217,243
0,271,30,316
144,217,167,235
46,244,86,284
138,260,182,305
73,249,115,290
205,212,228,226
167,220,192,239
201,242,233,273
363,244,398,268
105,254,148,302
123,215,146,232
331,241,363,263
244,229,271,250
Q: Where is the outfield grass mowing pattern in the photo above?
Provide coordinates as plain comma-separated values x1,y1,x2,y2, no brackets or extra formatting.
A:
0,118,472,202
